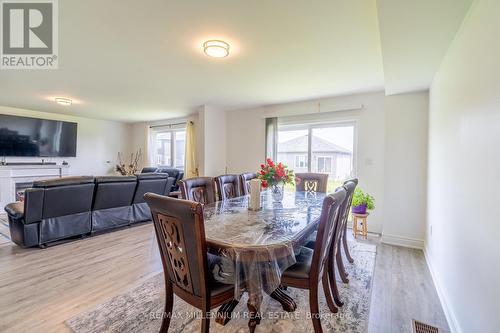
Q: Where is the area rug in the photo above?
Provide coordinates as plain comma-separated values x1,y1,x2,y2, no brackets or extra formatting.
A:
66,241,376,333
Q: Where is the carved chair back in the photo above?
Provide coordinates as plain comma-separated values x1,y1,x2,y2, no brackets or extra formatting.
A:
215,174,242,201
179,177,216,205
144,193,209,299
295,173,329,193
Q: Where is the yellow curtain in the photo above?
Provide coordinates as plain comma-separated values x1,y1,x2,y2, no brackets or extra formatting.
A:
184,121,198,177
145,125,152,167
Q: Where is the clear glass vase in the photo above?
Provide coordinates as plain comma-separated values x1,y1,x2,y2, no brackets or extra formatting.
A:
270,184,284,203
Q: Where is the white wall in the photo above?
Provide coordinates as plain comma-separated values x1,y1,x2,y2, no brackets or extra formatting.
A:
382,92,428,248
199,105,227,177
0,106,132,176
426,1,500,332
226,92,387,233
129,107,227,178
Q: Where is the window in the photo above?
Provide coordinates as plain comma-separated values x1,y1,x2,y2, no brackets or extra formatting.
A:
310,125,355,180
294,155,308,168
316,156,332,173
151,127,186,169
276,122,356,191
277,128,308,170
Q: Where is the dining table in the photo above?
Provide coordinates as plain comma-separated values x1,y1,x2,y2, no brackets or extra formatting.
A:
203,190,326,332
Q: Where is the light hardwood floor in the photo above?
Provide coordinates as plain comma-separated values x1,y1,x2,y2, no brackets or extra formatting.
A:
0,221,449,333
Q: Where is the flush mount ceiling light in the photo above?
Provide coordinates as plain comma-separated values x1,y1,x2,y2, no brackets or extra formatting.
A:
203,40,230,58
55,97,72,106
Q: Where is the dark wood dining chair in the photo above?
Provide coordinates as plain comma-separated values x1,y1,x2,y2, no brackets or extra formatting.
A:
214,175,242,201
280,188,346,333
337,178,358,283
295,173,329,193
239,172,257,195
327,180,357,307
303,180,358,307
179,177,217,205
144,193,236,333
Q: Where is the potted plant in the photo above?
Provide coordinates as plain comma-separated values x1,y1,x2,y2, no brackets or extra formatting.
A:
258,158,296,203
351,188,375,214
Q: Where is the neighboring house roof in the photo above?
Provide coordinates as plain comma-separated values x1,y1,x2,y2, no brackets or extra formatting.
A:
278,135,352,154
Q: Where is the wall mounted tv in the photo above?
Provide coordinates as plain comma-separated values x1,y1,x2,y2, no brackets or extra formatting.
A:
0,114,77,157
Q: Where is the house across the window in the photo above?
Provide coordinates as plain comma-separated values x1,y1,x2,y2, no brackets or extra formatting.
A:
277,123,355,181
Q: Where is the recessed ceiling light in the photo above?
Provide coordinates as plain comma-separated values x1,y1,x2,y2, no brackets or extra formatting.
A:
55,97,72,106
203,40,230,58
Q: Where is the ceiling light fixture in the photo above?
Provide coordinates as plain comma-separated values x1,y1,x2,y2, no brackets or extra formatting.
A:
203,40,230,58
55,97,72,106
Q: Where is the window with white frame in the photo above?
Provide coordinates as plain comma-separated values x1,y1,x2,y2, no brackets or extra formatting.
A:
294,155,308,168
151,126,186,169
316,156,333,173
277,122,356,181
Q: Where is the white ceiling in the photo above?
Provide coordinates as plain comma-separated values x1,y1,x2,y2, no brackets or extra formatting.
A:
377,0,473,95
0,0,472,122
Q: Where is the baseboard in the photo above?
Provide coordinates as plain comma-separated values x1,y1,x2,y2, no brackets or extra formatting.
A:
380,233,424,249
423,247,462,333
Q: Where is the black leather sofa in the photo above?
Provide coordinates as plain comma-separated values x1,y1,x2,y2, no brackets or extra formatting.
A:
132,173,175,222
141,167,184,191
4,173,175,248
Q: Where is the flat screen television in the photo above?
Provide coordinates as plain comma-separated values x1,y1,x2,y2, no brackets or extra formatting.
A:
0,114,77,157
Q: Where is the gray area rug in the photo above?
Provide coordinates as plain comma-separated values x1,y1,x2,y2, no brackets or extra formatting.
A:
66,242,376,333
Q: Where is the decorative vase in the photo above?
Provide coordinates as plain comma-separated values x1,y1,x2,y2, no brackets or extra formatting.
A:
270,184,284,203
352,203,367,214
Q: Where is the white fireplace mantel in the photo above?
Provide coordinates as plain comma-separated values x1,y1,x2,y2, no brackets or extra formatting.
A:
0,164,70,210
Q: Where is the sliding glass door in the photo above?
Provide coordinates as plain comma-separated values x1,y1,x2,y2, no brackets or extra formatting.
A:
277,122,356,192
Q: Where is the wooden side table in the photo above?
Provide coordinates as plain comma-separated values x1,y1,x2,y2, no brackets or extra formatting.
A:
352,213,369,239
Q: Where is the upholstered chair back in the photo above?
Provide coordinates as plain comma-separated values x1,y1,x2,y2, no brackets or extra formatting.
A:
311,188,346,281
239,172,257,195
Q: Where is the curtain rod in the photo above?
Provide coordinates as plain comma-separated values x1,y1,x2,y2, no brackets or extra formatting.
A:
149,121,193,129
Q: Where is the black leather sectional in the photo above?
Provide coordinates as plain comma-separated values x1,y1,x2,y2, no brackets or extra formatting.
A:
141,167,184,191
4,173,175,248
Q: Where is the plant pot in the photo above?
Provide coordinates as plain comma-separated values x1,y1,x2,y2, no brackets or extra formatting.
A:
352,204,367,214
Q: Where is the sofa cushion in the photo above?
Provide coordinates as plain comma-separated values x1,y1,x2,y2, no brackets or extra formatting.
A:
33,176,94,188
136,173,168,180
95,175,136,183
132,174,168,204
43,184,95,218
4,202,24,219
93,176,137,210
141,167,158,173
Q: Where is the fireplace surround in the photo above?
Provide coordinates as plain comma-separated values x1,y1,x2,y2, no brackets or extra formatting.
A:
0,164,70,211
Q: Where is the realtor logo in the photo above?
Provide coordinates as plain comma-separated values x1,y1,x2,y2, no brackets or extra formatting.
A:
1,0,58,69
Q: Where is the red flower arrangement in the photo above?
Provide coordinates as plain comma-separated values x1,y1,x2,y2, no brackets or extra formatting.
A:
258,158,296,189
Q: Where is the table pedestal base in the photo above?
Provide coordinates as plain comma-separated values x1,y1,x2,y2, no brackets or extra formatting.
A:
247,299,262,333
